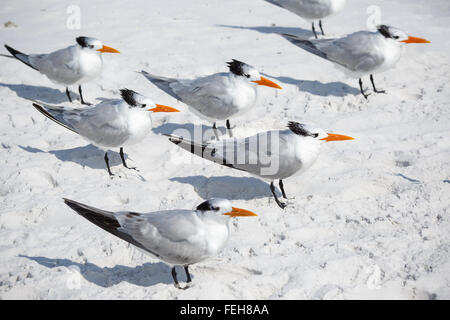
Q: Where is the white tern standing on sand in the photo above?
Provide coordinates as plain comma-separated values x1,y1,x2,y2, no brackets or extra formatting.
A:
63,197,257,289
166,121,354,209
263,0,346,38
3,37,120,104
31,89,180,176
141,60,281,138
281,25,430,98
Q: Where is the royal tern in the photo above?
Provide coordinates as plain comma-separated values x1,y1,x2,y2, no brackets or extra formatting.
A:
281,25,430,98
63,197,257,289
166,121,354,209
3,37,119,105
31,89,179,176
141,60,281,138
264,0,346,38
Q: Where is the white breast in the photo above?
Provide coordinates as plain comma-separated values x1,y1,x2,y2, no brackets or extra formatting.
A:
374,39,403,74
122,109,153,147
228,77,257,118
75,49,103,84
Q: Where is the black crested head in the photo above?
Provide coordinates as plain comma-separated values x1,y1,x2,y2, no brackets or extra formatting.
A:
287,121,313,137
377,25,393,39
227,59,246,76
76,36,89,48
120,88,139,107
196,200,219,212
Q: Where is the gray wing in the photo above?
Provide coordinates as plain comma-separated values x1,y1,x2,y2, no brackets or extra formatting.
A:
63,199,152,254
142,70,235,119
32,100,129,146
140,70,182,101
29,46,82,83
264,0,284,8
164,134,245,171
32,102,81,134
165,131,296,179
281,33,332,60
282,31,385,72
117,209,207,265
4,45,38,70
64,198,205,263
212,131,296,178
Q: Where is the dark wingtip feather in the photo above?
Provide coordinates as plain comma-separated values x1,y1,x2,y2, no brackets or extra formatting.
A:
4,44,21,56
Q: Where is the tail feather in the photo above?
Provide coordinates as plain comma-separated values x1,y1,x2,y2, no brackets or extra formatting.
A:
4,44,38,70
263,0,284,8
280,33,329,60
63,198,147,251
140,70,182,101
32,103,78,134
164,134,244,171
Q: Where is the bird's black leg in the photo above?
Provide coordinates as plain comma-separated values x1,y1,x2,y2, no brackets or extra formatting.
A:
184,266,192,283
104,152,114,176
312,22,318,39
171,267,181,289
119,147,138,171
226,119,233,138
212,122,220,140
270,181,287,209
319,20,325,36
171,266,190,290
370,74,386,94
65,87,73,103
78,85,91,105
359,78,370,99
279,179,287,199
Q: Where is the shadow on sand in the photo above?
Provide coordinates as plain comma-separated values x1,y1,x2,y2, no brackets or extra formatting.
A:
0,83,79,104
19,255,174,287
170,175,274,200
19,144,124,170
262,73,360,97
216,24,313,38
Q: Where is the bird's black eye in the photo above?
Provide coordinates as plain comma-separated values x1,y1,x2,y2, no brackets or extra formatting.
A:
142,104,146,108
245,74,250,78
89,45,94,49
393,36,399,40
211,206,220,211
312,133,319,138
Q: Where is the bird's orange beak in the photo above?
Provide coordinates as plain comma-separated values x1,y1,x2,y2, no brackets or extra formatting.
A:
148,104,180,112
224,207,258,217
97,45,120,53
402,36,430,44
252,76,282,89
320,133,355,142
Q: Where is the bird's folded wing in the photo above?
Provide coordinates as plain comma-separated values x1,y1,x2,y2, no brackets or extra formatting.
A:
263,0,284,8
281,33,332,59
165,133,277,174
117,210,203,261
164,134,245,170
281,32,385,72
31,101,81,134
63,199,149,252
140,70,183,101
29,46,77,75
